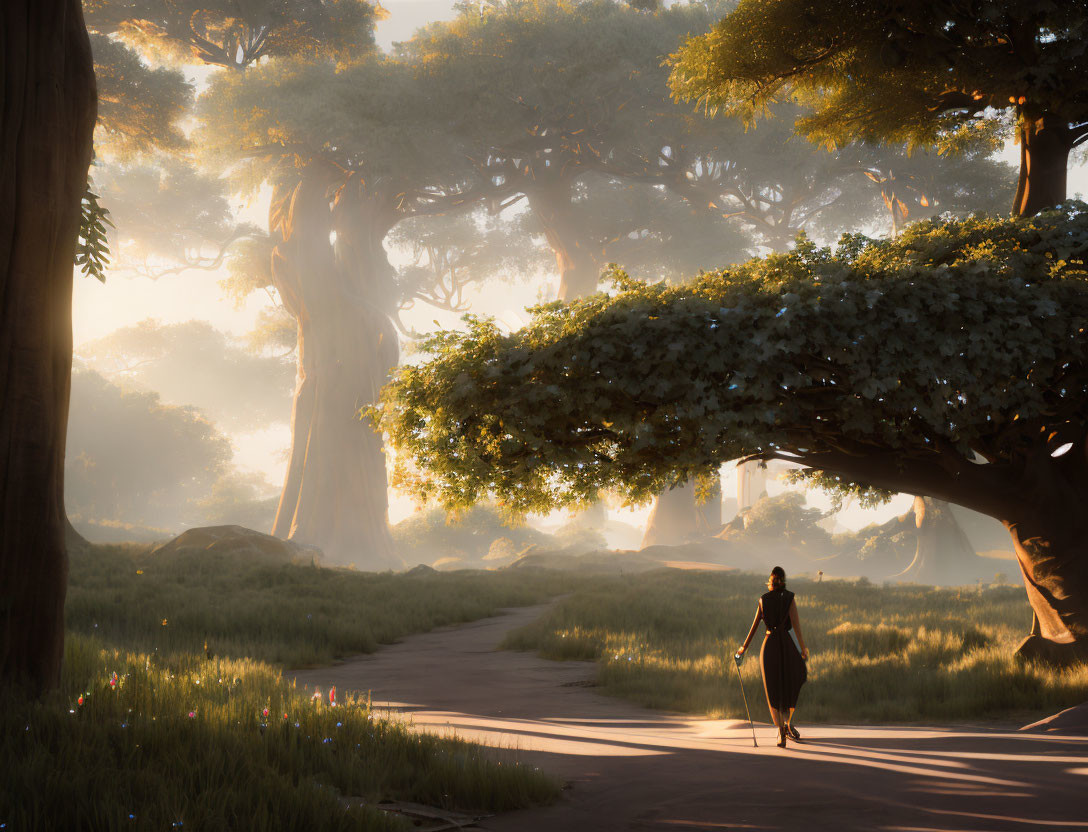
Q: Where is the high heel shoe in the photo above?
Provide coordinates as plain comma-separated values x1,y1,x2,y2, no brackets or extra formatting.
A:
787,724,801,741
777,726,787,748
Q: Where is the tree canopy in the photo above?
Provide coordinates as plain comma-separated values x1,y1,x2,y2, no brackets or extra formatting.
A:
668,0,1088,215
78,320,295,432
377,203,1088,520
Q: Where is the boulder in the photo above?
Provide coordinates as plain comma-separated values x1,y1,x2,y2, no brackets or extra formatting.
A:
150,525,323,565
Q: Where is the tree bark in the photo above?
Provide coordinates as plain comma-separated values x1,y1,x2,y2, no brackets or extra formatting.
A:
642,480,699,548
1014,113,1070,217
1003,489,1088,664
893,497,982,585
643,474,723,547
269,168,400,569
526,181,600,301
0,0,97,693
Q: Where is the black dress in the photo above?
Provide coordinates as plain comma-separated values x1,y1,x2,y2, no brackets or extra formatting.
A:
758,588,805,712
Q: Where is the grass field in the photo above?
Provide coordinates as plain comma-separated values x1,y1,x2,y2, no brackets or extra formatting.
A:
66,543,576,667
1,544,573,831
502,569,1088,723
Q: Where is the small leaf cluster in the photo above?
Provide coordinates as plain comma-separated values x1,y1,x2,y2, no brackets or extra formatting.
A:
76,182,114,284
376,205,1088,513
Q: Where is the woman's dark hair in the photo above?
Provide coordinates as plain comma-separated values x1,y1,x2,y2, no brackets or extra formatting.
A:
767,566,786,591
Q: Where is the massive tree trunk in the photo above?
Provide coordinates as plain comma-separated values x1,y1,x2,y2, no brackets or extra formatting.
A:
269,167,400,569
894,497,982,585
642,475,723,547
526,181,600,301
642,481,698,548
1000,470,1088,664
0,0,97,693
1013,113,1070,218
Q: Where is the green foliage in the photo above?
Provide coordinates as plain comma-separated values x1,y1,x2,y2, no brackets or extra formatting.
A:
783,469,895,512
740,491,826,539
502,569,1088,721
376,205,1088,516
196,56,478,200
76,181,114,283
1,634,557,831
88,32,193,157
668,0,1088,153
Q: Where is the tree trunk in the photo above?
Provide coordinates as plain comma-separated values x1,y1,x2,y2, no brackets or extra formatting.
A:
526,181,600,301
1003,500,1088,665
0,0,97,694
643,474,723,546
642,481,699,547
269,169,400,569
1014,113,1070,217
894,497,982,585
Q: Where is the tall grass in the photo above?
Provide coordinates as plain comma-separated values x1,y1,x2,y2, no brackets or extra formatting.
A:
1,635,559,832
66,544,576,667
502,570,1088,723
1,544,574,830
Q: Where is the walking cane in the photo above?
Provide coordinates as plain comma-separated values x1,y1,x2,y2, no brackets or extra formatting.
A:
733,651,758,747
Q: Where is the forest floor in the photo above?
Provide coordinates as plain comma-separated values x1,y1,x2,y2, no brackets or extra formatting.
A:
294,603,1088,832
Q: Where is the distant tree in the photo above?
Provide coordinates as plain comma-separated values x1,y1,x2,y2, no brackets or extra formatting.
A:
197,53,508,566
377,206,1088,664
84,0,380,71
740,492,826,541
1,0,97,694
78,320,294,432
66,367,231,533
404,0,716,299
92,159,257,277
669,0,1088,216
392,503,550,567
66,366,278,537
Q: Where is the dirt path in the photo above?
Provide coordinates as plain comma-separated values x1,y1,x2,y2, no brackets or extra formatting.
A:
294,605,1088,831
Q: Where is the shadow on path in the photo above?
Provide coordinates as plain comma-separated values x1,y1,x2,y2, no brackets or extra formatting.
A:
293,604,1088,832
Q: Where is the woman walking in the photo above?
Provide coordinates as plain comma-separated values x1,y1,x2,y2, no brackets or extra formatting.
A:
736,566,809,748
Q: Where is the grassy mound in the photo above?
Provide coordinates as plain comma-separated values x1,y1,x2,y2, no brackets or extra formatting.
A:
502,570,1088,723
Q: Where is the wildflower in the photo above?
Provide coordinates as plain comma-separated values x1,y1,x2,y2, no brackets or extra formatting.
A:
161,618,168,627
329,686,336,705
188,711,196,719
136,570,143,575
262,708,270,717
312,688,322,702
77,694,84,706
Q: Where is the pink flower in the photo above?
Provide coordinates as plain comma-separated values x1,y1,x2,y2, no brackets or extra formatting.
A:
262,708,269,717
188,711,196,719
